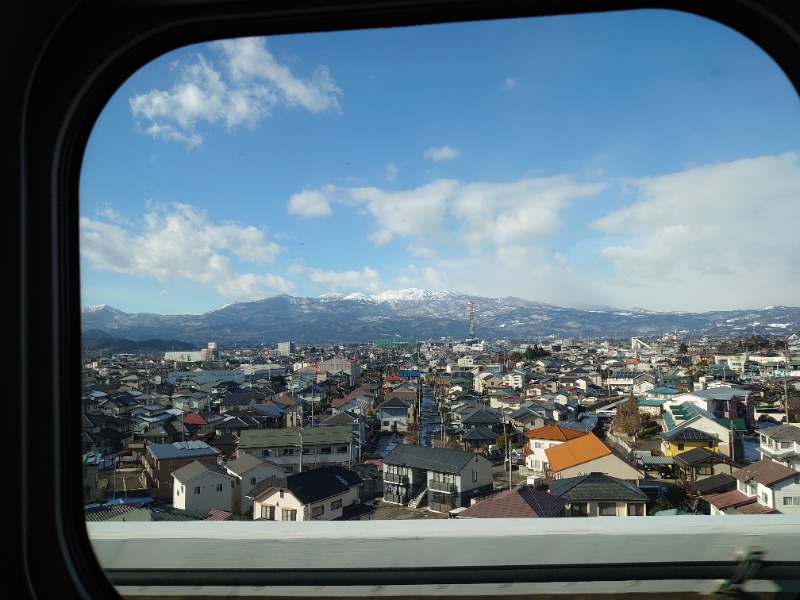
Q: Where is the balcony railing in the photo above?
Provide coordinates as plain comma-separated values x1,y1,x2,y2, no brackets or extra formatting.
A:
428,479,456,493
384,473,409,484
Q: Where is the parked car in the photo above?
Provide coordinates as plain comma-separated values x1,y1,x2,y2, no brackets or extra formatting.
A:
659,465,675,479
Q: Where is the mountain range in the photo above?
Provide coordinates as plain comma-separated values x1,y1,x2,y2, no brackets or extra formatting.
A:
80,289,800,351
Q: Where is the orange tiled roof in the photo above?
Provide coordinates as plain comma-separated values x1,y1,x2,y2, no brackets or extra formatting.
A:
524,423,588,441
545,433,611,472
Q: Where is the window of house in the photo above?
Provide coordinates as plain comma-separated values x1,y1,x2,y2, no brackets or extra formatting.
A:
281,509,297,522
250,477,256,486
261,505,275,520
321,447,331,454
311,505,325,518
337,446,348,453
215,483,223,492
193,486,201,495
599,502,617,516
279,490,284,498
627,503,644,516
570,503,589,517
331,499,343,510
783,497,800,506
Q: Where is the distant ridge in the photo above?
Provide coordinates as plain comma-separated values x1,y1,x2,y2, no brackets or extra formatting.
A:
80,289,800,349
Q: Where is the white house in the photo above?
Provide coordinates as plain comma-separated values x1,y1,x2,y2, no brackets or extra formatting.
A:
758,424,800,471
172,460,234,513
705,459,800,515
223,453,286,516
545,433,643,480
524,423,589,478
249,465,368,521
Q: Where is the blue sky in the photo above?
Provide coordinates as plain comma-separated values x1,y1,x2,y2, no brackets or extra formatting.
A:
80,9,800,316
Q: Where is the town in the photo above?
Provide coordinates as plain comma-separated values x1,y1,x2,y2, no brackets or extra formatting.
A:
82,331,800,522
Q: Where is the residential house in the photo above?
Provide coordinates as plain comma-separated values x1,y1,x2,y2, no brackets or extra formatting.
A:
547,472,650,517
544,433,642,480
461,407,504,435
661,427,720,457
704,459,800,515
688,473,739,513
605,371,656,395
249,465,371,521
382,444,494,513
672,447,743,489
758,424,800,470
659,369,692,391
172,460,234,513
461,425,499,451
171,390,212,414
474,372,503,394
97,390,142,416
377,396,413,432
661,401,748,461
508,405,548,432
236,425,356,474
184,410,227,439
524,423,589,478
667,386,755,430
502,370,527,390
141,440,220,501
455,484,567,519
223,453,286,516
81,453,102,503
82,412,133,456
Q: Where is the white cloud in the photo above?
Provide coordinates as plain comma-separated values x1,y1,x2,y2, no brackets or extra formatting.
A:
287,188,333,217
290,264,384,292
130,37,342,147
589,153,800,310
424,145,460,162
502,77,518,90
368,229,394,245
80,202,293,302
384,163,398,182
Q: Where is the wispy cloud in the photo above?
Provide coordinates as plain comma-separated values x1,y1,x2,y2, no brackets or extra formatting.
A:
424,145,460,162
129,37,342,148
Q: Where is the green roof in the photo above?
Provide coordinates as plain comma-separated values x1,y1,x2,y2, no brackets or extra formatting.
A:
714,417,747,431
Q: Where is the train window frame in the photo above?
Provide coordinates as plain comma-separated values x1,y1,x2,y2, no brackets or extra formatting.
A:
12,1,800,599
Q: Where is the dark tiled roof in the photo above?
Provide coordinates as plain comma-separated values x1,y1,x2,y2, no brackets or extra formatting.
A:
693,473,737,494
379,396,412,408
548,472,648,502
662,427,717,442
254,465,362,504
462,408,503,424
383,443,485,473
462,425,499,442
673,447,739,467
458,485,566,518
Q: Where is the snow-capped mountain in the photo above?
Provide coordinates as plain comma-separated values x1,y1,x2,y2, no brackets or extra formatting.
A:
80,289,800,348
